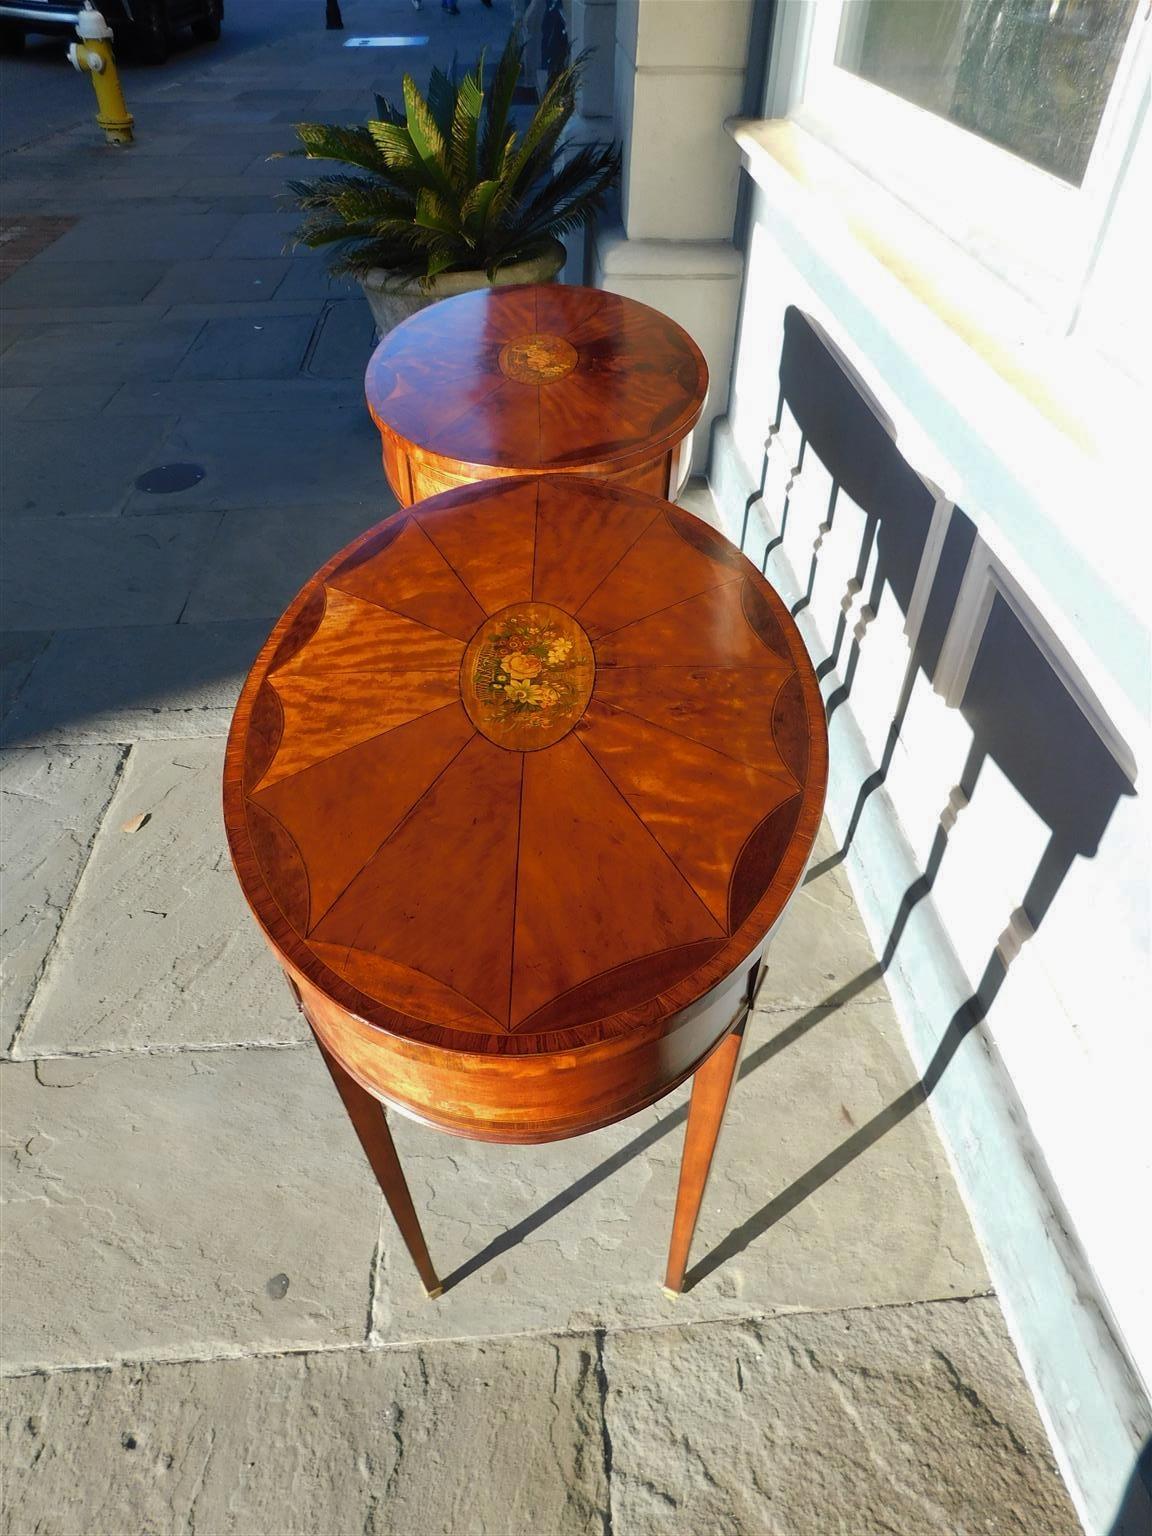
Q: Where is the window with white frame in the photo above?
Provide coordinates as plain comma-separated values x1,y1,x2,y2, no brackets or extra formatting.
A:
834,0,1139,185
785,0,1149,323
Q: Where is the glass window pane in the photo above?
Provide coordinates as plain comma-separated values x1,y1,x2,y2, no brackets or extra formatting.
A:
835,0,1139,185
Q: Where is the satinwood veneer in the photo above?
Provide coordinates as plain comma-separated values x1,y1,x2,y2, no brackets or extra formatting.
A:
364,285,708,506
223,476,827,1294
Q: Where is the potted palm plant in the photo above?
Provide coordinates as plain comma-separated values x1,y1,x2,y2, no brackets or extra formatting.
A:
283,31,621,335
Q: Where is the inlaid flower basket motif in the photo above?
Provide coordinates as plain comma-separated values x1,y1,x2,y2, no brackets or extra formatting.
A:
461,602,595,751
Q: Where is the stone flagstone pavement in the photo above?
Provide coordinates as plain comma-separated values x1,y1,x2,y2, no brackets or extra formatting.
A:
1,3,1083,1531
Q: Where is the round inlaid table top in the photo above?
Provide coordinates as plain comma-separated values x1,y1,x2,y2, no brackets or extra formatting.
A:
364,285,708,476
223,476,827,1058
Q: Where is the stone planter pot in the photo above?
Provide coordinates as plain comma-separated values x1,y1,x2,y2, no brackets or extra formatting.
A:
358,239,567,338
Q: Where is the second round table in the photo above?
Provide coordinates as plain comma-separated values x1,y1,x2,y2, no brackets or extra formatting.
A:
364,284,708,506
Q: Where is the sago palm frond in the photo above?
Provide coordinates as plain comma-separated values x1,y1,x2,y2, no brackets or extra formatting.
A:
505,143,621,249
280,124,387,177
479,32,522,181
284,28,620,286
448,67,484,190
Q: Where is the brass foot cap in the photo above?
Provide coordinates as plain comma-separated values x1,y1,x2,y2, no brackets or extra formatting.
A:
661,1286,681,1300
425,1284,444,1300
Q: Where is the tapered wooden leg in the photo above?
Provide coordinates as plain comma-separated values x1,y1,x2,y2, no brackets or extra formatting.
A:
315,1038,443,1300
663,1013,750,1296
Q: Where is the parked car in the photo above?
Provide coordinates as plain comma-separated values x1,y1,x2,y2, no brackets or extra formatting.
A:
0,0,222,63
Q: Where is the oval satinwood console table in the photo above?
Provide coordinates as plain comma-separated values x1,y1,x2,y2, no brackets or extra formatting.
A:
223,476,827,1297
364,285,708,508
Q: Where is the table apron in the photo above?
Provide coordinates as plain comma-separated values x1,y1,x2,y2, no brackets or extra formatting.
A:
288,944,766,1146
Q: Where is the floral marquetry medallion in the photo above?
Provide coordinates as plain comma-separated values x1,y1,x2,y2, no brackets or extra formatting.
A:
462,603,595,750
497,334,578,383
224,476,827,1066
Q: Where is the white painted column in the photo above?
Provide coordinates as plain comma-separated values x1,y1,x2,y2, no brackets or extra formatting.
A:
593,0,753,469
571,0,617,123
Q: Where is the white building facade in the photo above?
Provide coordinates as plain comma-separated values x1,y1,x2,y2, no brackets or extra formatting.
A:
581,3,1152,1531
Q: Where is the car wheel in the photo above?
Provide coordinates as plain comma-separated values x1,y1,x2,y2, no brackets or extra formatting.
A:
0,21,26,52
134,0,171,63
191,0,221,42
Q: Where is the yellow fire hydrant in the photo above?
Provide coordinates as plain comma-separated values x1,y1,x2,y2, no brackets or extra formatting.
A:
68,2,134,146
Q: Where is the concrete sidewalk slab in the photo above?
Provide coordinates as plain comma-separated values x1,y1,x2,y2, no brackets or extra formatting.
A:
0,745,125,1049
179,175,291,203
273,254,357,302
0,1045,379,1372
1,303,167,329
2,1333,608,1536
0,512,221,630
18,383,119,418
758,825,888,1012
169,151,261,179
8,186,210,217
34,212,238,264
144,256,293,306
603,1301,1080,1535
0,319,205,386
0,633,49,721
366,990,985,1346
105,376,362,415
160,298,332,322
212,210,299,260
122,409,385,517
0,619,267,748
173,311,318,380
151,105,281,129
0,259,168,308
16,738,306,1054
305,297,378,377
179,500,394,621
1,416,175,517
0,321,47,356
172,126,302,159
0,387,39,418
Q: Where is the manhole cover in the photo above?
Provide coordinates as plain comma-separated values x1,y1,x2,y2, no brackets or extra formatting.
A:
135,463,206,494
